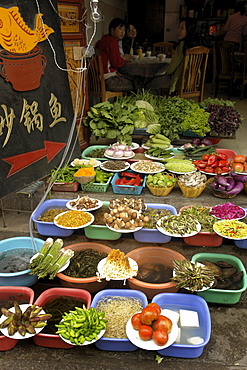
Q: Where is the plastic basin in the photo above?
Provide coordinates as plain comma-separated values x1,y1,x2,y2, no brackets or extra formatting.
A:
32,199,74,237
152,293,211,358
56,242,112,293
126,246,186,299
84,202,122,240
0,286,34,351
91,289,148,351
0,237,45,286
133,203,177,243
191,253,247,304
33,287,91,348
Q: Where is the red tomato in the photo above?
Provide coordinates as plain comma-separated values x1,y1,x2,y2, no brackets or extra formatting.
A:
152,329,169,346
210,160,219,168
214,167,223,174
217,153,228,160
221,166,230,173
218,159,228,167
244,163,247,172
232,162,244,172
140,307,159,325
233,155,246,163
204,167,214,173
146,303,161,315
207,154,217,165
202,154,210,160
131,313,142,330
152,315,172,333
196,162,207,169
138,325,153,341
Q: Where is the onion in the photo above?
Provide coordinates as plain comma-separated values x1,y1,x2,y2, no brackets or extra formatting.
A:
123,150,133,157
117,144,127,151
113,149,124,158
105,148,114,156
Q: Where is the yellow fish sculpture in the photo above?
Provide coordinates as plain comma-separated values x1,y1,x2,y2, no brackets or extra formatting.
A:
0,6,54,53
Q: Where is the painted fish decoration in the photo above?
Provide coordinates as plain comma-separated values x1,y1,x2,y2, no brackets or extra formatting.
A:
0,6,54,53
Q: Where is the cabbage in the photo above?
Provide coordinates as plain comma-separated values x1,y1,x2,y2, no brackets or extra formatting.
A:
210,203,246,219
136,100,154,111
146,123,161,134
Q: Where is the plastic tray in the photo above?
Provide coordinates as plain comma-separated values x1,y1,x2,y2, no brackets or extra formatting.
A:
183,232,223,247
33,287,91,348
111,171,146,195
216,148,237,161
133,203,177,243
152,293,211,358
0,286,34,351
191,253,247,304
51,182,79,192
32,199,74,237
84,202,122,240
81,176,112,193
90,289,148,351
81,145,108,161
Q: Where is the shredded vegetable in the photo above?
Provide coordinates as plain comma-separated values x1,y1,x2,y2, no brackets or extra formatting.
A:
213,219,247,239
210,203,246,220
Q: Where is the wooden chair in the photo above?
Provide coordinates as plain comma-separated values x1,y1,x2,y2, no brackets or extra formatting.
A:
87,55,124,102
178,46,210,103
152,42,175,58
241,40,247,99
214,41,242,99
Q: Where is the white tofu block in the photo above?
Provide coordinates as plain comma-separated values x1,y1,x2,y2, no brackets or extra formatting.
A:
161,309,180,324
187,336,204,345
179,309,199,327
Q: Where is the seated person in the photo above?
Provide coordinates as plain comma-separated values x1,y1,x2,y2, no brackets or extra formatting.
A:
145,17,199,95
95,18,133,92
122,23,139,55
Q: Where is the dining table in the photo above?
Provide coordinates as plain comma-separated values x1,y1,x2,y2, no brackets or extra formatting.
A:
118,56,172,78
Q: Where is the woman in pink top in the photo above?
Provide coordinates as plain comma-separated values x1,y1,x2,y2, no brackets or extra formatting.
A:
223,1,247,48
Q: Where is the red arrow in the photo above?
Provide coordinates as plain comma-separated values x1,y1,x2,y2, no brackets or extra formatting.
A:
3,141,66,177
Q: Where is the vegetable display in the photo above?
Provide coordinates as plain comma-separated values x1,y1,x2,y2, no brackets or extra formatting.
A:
209,173,246,196
178,172,207,189
179,205,217,233
103,205,149,230
158,214,200,236
104,143,134,158
164,159,195,173
213,219,247,239
115,172,143,186
230,155,247,173
29,238,74,279
193,152,231,174
0,301,52,336
55,306,107,345
49,166,79,183
144,134,171,149
202,260,244,290
171,259,215,292
146,173,176,188
181,144,217,160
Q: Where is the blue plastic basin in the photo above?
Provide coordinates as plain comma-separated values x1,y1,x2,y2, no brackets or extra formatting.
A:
0,237,45,286
91,289,148,351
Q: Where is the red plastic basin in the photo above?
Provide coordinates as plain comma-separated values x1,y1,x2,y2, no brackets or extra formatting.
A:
0,286,34,351
33,287,91,348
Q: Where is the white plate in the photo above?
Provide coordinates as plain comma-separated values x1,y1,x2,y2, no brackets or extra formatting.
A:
59,323,105,346
70,159,101,167
199,170,229,176
54,211,94,230
106,223,143,233
97,257,138,280
156,217,201,237
166,169,196,175
144,153,174,161
126,312,179,351
104,152,135,160
141,144,150,150
0,304,46,339
30,253,70,273
213,220,247,240
173,262,214,292
112,142,139,150
210,205,246,220
66,198,103,212
130,161,165,174
100,161,130,172
233,171,247,175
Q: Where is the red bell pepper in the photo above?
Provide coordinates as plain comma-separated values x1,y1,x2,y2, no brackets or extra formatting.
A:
218,159,228,167
120,177,127,184
207,154,217,166
126,178,136,185
214,166,223,174
134,174,142,186
210,160,219,168
121,172,138,178
217,153,228,160
115,179,121,185
204,167,214,173
202,154,210,160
